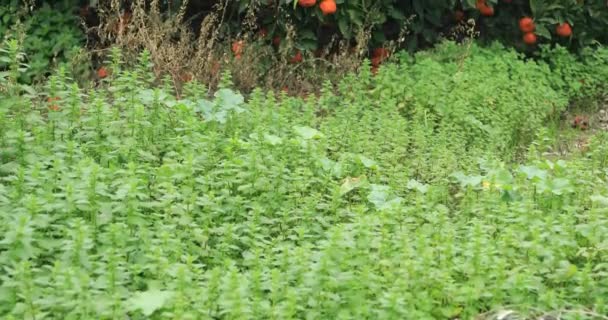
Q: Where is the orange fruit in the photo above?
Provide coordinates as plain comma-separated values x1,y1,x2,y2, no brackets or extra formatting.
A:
231,40,244,56
372,47,390,59
479,5,494,16
290,51,303,64
319,0,337,15
298,0,316,7
272,36,281,46
97,67,108,78
523,32,537,45
518,17,535,33
371,56,383,68
476,0,494,16
556,22,572,37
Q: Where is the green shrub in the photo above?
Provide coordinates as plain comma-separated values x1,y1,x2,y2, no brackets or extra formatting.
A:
540,44,608,102
2,38,608,319
186,0,608,54
0,0,86,83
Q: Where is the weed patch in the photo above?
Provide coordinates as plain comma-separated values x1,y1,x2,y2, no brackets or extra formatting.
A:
1,39,608,319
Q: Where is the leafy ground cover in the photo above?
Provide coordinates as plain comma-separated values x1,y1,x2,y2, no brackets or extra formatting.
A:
1,39,608,319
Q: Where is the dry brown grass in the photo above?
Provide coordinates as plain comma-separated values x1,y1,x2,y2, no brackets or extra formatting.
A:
87,0,410,97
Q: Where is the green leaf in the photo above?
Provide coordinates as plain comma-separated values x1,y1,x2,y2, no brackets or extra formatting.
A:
215,88,244,110
518,165,547,180
294,126,324,140
536,24,552,39
368,184,403,210
358,155,378,170
340,176,365,196
407,179,428,194
264,133,283,145
128,290,174,316
451,171,482,188
338,18,351,38
590,195,608,207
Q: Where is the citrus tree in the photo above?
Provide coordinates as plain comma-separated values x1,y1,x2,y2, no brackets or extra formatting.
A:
217,0,608,53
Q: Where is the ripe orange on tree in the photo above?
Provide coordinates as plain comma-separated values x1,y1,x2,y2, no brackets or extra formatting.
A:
272,36,281,46
479,5,494,17
290,50,303,63
232,40,244,55
97,67,109,79
298,0,316,8
372,47,390,60
518,17,535,33
371,47,389,68
476,0,494,17
320,0,337,15
556,22,572,37
371,56,383,68
523,32,537,45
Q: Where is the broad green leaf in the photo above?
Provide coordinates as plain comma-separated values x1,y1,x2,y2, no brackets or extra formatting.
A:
264,133,283,145
128,290,174,316
358,155,378,170
214,88,244,110
590,195,608,207
294,126,324,140
340,176,365,196
536,24,552,39
451,171,483,188
407,179,428,194
519,165,547,180
368,184,403,210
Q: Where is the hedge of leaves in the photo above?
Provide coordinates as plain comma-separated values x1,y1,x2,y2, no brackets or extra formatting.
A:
1,40,608,319
192,0,608,53
0,0,86,83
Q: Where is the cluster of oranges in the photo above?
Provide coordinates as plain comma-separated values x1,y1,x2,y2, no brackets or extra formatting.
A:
519,16,572,46
298,0,337,15
474,1,573,46
518,17,537,45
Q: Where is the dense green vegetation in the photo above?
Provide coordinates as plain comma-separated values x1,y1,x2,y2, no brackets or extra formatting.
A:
0,0,85,83
2,36,608,319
